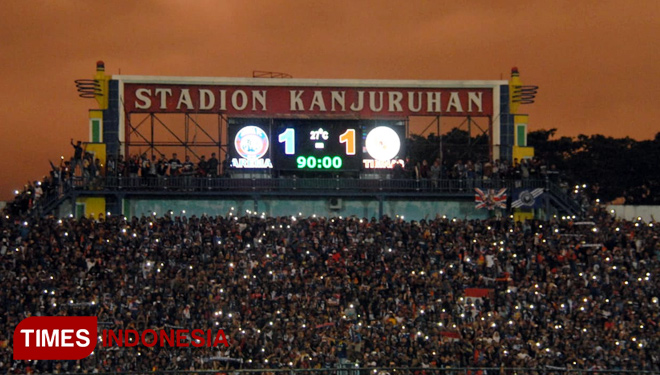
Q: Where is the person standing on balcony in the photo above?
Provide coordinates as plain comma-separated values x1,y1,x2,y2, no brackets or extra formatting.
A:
430,159,441,189
197,155,208,177
70,139,83,174
128,155,140,187
169,153,182,176
208,152,219,177
140,153,151,187
182,155,195,189
157,155,169,183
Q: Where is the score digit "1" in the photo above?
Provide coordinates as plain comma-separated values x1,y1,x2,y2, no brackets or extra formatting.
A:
339,129,355,155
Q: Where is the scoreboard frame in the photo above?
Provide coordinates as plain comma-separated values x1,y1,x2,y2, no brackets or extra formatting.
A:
228,118,407,173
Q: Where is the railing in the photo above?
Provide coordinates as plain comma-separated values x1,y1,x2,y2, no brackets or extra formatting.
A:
71,176,550,195
33,176,582,217
546,181,584,215
25,368,660,375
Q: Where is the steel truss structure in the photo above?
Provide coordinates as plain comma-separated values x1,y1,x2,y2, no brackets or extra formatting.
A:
125,113,228,162
417,115,492,163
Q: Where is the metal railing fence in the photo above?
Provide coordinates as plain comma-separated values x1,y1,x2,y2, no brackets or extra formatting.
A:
25,368,660,375
71,176,550,195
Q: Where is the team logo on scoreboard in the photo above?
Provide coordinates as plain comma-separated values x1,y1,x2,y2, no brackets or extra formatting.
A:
363,126,405,169
365,126,400,161
235,126,269,159
232,126,273,169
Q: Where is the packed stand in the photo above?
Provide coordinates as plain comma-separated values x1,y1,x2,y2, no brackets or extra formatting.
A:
0,206,659,373
43,139,570,195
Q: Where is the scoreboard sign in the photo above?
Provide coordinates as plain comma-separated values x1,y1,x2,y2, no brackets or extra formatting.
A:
229,119,405,172
117,76,506,165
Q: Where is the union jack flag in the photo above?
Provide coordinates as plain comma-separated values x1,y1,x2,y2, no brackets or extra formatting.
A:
474,188,507,210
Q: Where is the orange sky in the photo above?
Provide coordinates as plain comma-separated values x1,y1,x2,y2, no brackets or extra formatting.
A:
1,1,659,200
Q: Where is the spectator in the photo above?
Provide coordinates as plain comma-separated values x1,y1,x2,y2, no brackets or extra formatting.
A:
33,181,43,201
181,155,195,176
208,152,219,177
198,155,208,177
169,153,182,176
117,154,126,178
70,139,84,174
430,159,441,189
140,153,151,180
157,155,169,180
149,155,158,179
420,160,430,179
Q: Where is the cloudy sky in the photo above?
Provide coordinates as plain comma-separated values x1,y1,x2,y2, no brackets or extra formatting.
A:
1,1,658,200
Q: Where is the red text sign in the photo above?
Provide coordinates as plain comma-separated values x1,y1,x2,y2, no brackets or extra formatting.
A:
124,83,494,117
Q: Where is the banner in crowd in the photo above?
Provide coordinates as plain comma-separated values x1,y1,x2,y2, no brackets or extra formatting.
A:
439,331,461,341
462,288,495,318
511,188,544,208
474,188,507,210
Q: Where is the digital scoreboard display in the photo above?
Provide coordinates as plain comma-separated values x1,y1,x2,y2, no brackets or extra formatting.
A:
228,119,405,172
273,120,361,171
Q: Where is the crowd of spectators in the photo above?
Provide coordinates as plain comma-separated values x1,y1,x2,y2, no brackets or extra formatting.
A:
622,183,659,206
101,154,560,183
8,140,107,217
5,179,60,219
8,149,562,201
92,153,564,195
105,152,221,181
7,139,574,221
1,205,659,373
394,157,561,185
14,139,563,198
66,137,565,185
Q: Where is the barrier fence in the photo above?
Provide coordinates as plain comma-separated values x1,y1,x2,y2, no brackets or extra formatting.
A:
70,176,552,194
29,368,660,375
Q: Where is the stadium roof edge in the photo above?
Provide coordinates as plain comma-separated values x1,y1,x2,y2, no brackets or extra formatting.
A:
113,75,508,88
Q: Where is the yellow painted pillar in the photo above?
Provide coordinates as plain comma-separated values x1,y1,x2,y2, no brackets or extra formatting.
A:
84,143,106,175
509,68,534,160
509,67,522,115
509,68,536,218
94,61,110,110
75,197,106,219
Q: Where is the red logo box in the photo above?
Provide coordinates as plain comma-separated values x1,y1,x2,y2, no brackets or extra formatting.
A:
13,316,97,360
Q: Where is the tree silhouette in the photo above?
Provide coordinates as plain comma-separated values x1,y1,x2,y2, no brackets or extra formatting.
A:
406,128,660,204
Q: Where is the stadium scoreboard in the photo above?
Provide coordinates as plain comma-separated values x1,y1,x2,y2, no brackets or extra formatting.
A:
228,118,406,172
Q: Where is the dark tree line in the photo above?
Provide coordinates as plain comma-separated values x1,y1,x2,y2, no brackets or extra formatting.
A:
406,128,660,204
405,129,489,167
529,129,660,204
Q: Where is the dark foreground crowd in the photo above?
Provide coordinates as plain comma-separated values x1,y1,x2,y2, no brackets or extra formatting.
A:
1,207,659,374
